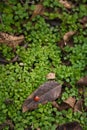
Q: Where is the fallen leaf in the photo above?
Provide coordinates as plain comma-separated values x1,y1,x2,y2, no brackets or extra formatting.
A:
37,128,41,130
52,101,60,109
46,72,55,80
63,31,76,45
64,97,76,108
0,32,24,48
56,121,83,130
79,16,87,24
31,4,44,19
59,0,74,9
59,102,70,111
77,76,87,86
57,40,65,48
52,101,70,111
79,16,87,29
22,81,62,112
74,99,83,112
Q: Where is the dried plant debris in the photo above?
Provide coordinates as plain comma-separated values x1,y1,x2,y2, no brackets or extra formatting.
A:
56,121,83,130
58,40,65,48
36,128,41,130
74,99,83,112
0,32,24,48
58,31,76,48
0,56,9,64
22,81,62,112
59,0,74,9
64,97,76,108
52,101,69,111
31,4,44,19
10,55,19,63
0,54,19,64
77,76,87,86
52,101,60,109
63,31,76,45
46,72,55,80
79,16,87,29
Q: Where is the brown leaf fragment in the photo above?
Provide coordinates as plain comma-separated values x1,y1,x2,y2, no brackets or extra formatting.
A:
46,72,55,80
52,101,70,111
52,101,60,109
31,4,44,19
36,128,41,130
22,81,62,112
0,32,24,48
63,31,76,45
79,16,87,29
74,99,83,112
11,55,19,63
57,40,65,49
64,97,76,108
77,76,87,86
59,102,70,111
56,121,83,130
59,0,74,9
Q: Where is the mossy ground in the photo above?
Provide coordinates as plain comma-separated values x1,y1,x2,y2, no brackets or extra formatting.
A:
0,0,87,130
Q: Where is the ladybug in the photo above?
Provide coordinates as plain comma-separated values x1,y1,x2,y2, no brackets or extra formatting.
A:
34,96,40,102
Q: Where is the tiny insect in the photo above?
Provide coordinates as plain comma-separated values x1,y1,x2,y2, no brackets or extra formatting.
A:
34,96,40,102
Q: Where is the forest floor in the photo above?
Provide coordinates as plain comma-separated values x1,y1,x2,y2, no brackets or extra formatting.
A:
0,0,87,130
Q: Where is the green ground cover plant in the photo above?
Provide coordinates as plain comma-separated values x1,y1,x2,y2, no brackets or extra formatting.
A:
0,0,87,130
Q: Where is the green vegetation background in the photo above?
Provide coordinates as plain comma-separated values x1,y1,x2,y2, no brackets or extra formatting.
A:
0,0,87,130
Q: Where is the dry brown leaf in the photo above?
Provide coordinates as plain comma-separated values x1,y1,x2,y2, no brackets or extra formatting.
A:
31,4,44,19
77,76,87,86
74,99,83,112
64,97,76,108
52,101,70,111
56,121,83,130
0,32,24,48
57,40,65,48
79,16,87,29
37,128,41,130
59,0,74,9
52,101,60,109
22,81,62,112
63,31,76,44
46,72,55,80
